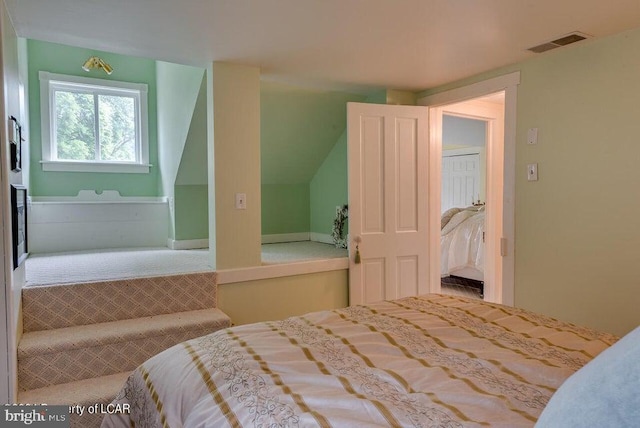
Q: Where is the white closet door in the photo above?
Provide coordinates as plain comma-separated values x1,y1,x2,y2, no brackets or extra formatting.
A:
442,154,480,211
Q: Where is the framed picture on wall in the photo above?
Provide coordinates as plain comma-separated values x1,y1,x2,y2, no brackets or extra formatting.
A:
9,116,21,172
11,184,28,269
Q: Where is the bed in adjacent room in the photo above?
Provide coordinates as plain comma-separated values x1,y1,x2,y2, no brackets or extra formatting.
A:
101,294,621,427
441,206,485,284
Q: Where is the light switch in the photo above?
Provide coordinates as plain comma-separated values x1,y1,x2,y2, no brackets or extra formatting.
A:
527,163,538,181
235,193,247,209
527,128,538,145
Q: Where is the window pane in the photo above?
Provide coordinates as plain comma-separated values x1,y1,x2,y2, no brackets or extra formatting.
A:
99,95,136,162
54,91,95,161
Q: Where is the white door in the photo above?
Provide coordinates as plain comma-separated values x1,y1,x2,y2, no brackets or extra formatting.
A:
442,153,480,212
348,103,430,305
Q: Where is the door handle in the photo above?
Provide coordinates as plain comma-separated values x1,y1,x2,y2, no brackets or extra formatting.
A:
354,236,361,264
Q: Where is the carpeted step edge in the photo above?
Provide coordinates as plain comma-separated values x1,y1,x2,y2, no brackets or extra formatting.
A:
19,323,228,391
19,308,230,357
18,309,231,391
22,271,218,332
18,371,131,428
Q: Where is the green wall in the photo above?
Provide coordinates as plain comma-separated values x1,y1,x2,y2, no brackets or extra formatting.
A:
174,184,208,240
27,39,159,196
156,61,204,197
309,90,406,236
260,81,365,236
261,183,310,235
309,131,348,235
174,76,209,241
421,28,640,336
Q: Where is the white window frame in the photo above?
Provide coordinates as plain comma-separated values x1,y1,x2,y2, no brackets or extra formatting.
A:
39,71,150,173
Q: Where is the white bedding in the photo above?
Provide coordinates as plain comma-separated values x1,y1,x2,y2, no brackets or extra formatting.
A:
102,294,616,428
441,209,485,277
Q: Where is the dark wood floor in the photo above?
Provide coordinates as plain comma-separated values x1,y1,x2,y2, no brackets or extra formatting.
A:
441,275,483,300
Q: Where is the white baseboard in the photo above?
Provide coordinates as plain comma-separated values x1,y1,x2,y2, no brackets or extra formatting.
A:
167,238,209,250
310,233,333,244
260,232,335,245
261,233,310,244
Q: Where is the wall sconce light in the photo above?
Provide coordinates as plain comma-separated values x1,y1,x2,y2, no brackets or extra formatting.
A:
81,56,114,75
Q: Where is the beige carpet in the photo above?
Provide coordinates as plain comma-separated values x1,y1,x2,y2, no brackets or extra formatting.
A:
25,247,212,286
25,242,348,286
261,241,347,264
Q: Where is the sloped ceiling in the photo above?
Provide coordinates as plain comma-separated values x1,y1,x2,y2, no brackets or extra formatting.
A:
176,75,208,186
260,81,365,184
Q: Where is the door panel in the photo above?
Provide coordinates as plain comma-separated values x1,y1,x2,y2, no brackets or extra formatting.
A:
442,154,480,212
363,258,385,303
397,255,418,298
396,118,418,231
362,116,385,233
348,103,429,305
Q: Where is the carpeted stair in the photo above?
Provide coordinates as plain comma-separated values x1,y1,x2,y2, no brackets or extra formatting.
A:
17,272,231,427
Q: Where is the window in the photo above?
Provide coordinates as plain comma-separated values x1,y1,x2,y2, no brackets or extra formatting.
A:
40,71,150,173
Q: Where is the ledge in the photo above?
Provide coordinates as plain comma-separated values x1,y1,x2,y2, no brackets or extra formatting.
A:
217,257,349,285
40,160,151,174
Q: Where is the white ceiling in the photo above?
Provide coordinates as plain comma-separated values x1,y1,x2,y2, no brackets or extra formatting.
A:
6,0,640,93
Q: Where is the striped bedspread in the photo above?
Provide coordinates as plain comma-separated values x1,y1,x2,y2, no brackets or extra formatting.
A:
101,294,616,427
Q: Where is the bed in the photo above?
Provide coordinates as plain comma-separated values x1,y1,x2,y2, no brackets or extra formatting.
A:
441,206,485,283
101,294,623,428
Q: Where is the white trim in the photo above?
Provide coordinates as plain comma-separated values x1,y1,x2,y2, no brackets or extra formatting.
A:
40,160,151,173
428,107,444,296
260,233,339,245
0,118,9,405
501,83,518,307
39,71,148,92
217,257,349,284
39,71,149,173
418,72,521,107
261,233,310,244
419,71,519,306
309,232,333,244
167,239,209,250
441,147,482,157
31,190,166,204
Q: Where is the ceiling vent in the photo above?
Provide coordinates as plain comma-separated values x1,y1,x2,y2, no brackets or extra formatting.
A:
528,32,590,53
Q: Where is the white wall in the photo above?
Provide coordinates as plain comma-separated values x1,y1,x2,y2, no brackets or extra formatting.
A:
1,1,27,402
29,193,169,253
155,61,205,239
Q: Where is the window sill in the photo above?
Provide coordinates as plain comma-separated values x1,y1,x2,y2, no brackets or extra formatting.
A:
40,160,151,174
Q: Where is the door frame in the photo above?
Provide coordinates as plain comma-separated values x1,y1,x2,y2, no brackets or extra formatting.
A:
418,72,519,305
438,99,504,302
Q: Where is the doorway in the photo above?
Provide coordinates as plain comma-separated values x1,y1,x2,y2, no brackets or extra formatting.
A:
420,72,519,305
347,72,518,306
438,93,505,301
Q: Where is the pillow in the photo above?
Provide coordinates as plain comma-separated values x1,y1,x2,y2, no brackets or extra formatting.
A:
441,209,476,236
535,326,640,427
441,208,462,230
